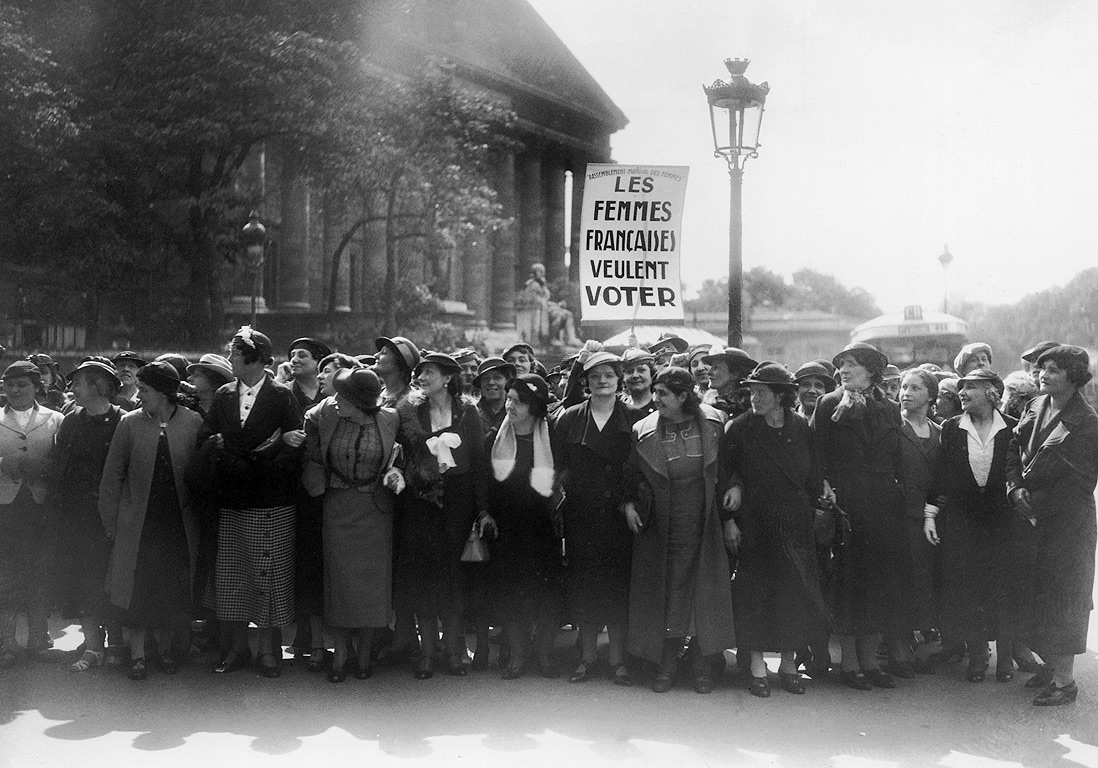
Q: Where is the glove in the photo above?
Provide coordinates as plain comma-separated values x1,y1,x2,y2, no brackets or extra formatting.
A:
383,467,406,494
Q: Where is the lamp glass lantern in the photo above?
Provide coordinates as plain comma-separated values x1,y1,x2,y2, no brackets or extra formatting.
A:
704,58,770,168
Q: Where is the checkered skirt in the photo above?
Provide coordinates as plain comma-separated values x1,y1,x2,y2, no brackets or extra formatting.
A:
214,504,296,627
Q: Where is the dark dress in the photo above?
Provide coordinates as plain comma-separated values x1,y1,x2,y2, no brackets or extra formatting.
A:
552,399,633,627
51,406,123,618
292,384,326,624
929,413,1017,644
394,397,486,622
898,418,941,631
485,430,563,624
123,433,191,629
723,409,829,650
811,387,911,636
1006,390,1098,656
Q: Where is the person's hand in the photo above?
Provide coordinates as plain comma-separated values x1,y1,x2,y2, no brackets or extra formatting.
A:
623,502,643,533
275,362,293,383
576,339,602,365
1011,488,1035,524
722,486,742,512
924,517,940,545
282,429,306,448
822,478,837,505
478,513,498,539
723,518,741,554
383,468,405,494
211,433,225,451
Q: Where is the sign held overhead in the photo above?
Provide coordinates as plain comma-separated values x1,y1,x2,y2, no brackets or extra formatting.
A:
579,164,688,321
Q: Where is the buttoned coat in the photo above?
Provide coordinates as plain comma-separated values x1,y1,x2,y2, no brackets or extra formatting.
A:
198,375,303,508
302,397,400,496
623,405,735,663
99,406,203,609
0,404,63,505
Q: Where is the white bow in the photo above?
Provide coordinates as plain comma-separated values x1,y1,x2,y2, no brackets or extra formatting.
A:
426,432,462,474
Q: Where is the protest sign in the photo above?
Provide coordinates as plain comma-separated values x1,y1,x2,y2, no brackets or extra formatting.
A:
578,164,688,322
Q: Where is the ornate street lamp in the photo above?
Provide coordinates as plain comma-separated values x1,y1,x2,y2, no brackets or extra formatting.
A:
938,245,953,315
704,58,769,346
240,210,267,327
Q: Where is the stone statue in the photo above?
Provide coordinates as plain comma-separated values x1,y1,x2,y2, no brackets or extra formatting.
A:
515,263,580,347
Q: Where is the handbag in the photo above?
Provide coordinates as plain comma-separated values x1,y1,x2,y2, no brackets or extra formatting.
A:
460,522,490,563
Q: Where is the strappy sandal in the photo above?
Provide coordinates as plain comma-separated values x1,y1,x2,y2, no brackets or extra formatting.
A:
748,676,771,698
70,649,104,673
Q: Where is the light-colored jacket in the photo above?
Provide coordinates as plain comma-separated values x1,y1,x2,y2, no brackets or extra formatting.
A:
99,406,203,609
0,404,63,505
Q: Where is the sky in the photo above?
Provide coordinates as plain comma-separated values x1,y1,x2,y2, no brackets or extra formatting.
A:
526,0,1098,313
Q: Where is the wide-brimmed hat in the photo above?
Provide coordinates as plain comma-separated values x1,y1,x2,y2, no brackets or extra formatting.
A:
647,333,689,355
111,350,147,368
793,361,837,392
502,343,535,361
334,368,383,413
375,336,421,373
472,357,516,387
2,360,41,381
832,343,888,374
621,347,655,369
1021,341,1060,363
68,360,122,393
582,351,623,373
702,344,757,374
957,367,1004,396
414,352,461,377
743,361,797,388
136,360,181,396
187,353,234,385
288,337,332,362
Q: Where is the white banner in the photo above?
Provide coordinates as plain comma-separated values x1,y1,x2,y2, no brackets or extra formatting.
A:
578,164,688,322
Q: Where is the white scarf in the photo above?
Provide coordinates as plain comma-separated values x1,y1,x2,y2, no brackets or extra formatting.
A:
491,415,554,497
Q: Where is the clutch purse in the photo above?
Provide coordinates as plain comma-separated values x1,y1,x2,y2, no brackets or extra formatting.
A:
460,523,490,563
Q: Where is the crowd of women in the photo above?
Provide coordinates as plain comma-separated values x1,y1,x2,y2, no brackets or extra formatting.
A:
0,328,1094,707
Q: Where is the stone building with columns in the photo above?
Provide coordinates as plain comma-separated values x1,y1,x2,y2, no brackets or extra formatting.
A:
227,0,626,346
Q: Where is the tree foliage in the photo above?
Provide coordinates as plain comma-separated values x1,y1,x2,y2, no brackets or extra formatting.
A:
686,267,881,319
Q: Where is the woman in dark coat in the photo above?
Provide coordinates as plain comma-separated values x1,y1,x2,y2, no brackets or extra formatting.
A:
625,367,735,694
896,368,941,674
923,369,1017,684
811,343,910,690
302,368,402,683
483,374,562,680
552,351,634,684
395,352,489,679
100,362,203,680
1006,345,1098,705
51,360,125,672
721,363,827,697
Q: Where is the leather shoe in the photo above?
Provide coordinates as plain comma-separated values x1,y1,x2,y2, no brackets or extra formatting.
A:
501,662,523,680
305,648,326,673
212,651,249,674
694,674,714,694
651,672,674,693
257,653,281,678
841,670,872,690
778,671,806,694
446,654,467,676
328,668,347,683
354,663,374,680
1025,665,1054,688
128,658,147,681
471,649,489,671
928,643,967,664
609,662,632,687
865,668,896,688
748,676,770,698
888,661,916,679
413,657,434,680
996,667,1015,683
570,661,595,683
1033,681,1078,706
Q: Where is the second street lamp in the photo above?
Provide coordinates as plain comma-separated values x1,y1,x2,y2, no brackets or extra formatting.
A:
704,58,769,347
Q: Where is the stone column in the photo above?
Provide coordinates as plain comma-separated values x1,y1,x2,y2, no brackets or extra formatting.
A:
322,193,352,313
463,228,491,327
516,150,543,286
277,146,311,311
490,152,517,328
543,152,568,286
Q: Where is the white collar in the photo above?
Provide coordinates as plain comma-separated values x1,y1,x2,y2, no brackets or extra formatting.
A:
958,409,1008,446
238,378,264,396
